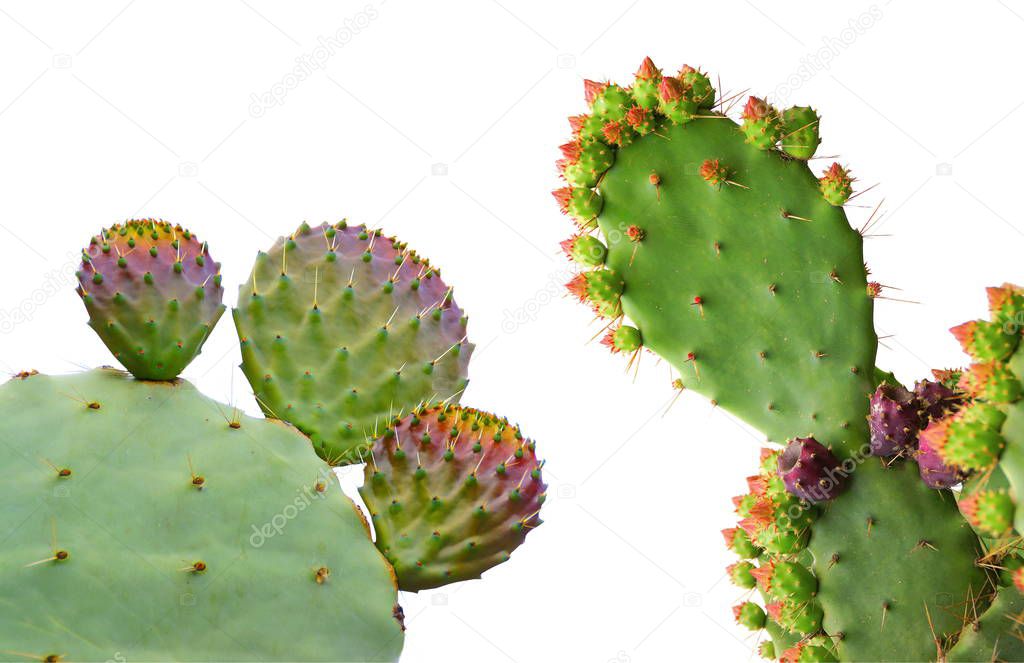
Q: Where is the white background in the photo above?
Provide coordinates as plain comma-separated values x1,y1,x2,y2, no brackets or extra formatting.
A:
1,1,1022,661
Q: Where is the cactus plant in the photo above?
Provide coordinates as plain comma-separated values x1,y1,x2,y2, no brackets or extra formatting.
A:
2,218,544,660
233,221,472,466
554,59,1015,661
0,368,405,660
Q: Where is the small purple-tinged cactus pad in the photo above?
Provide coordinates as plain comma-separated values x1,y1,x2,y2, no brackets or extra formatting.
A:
777,437,848,503
868,383,922,457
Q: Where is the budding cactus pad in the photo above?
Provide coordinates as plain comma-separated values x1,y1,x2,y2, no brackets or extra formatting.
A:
358,405,546,591
76,219,225,380
0,369,404,661
556,65,876,452
234,221,473,466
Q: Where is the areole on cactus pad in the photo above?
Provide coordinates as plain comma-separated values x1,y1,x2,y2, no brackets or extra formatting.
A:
554,58,1023,661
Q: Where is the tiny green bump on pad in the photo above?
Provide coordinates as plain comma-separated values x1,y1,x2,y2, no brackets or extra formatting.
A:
0,369,404,661
233,222,473,466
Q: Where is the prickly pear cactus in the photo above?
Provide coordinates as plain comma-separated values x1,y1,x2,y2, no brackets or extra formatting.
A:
233,221,473,466
358,404,546,591
76,219,225,380
0,368,404,661
555,59,1000,661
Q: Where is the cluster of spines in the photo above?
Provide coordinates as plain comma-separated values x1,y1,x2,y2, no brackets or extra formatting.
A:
552,57,856,364
724,448,835,661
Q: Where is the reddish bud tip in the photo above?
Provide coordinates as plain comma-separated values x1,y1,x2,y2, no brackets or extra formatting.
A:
746,475,768,495
565,274,588,301
627,225,645,242
721,527,738,546
636,56,659,80
765,602,784,622
584,79,606,104
658,76,685,102
959,493,980,526
568,115,586,135
552,187,572,213
559,141,581,163
867,282,882,298
741,96,771,121
558,237,576,258
750,562,775,591
1014,567,1024,593
822,162,851,184
600,329,619,354
950,321,977,353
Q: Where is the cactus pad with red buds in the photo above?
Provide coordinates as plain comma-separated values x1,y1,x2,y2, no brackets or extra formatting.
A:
554,61,1007,661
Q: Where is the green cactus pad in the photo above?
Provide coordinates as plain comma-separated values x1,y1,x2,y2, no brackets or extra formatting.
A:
585,103,876,451
0,369,404,661
809,461,987,661
76,219,225,380
358,405,545,591
234,221,473,466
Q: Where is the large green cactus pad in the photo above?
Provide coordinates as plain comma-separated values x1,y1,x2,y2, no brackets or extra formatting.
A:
809,461,986,661
0,369,404,661
596,118,875,451
234,221,473,466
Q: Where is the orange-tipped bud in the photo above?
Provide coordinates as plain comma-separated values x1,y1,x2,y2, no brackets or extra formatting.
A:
742,96,771,121
584,79,605,104
658,76,685,102
636,56,659,80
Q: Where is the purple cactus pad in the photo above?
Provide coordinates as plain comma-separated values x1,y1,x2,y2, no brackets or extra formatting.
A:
868,383,923,457
777,437,849,503
914,379,962,421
